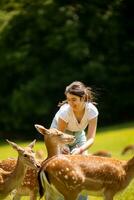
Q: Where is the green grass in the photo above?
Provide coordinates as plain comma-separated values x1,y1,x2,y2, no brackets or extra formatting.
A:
0,122,134,200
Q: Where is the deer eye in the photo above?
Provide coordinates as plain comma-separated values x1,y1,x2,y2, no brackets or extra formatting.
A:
58,134,63,138
24,154,28,157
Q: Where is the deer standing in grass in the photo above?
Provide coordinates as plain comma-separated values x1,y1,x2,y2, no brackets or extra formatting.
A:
0,150,45,200
0,159,39,200
0,140,39,200
36,125,134,200
92,150,112,157
0,126,75,200
121,144,134,155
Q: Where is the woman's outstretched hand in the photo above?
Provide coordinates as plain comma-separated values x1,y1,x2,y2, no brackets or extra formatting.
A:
71,147,83,155
61,146,70,154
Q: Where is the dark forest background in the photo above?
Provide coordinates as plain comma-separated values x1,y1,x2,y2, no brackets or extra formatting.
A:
0,0,133,139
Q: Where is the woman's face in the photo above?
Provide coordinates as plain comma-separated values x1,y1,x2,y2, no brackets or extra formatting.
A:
66,93,85,112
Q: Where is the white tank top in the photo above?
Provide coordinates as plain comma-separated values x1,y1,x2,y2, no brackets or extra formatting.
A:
51,103,98,132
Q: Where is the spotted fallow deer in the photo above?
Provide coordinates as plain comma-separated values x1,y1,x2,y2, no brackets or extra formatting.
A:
0,158,39,200
0,126,75,200
92,150,112,157
0,140,39,200
121,144,134,155
0,150,45,200
36,126,134,200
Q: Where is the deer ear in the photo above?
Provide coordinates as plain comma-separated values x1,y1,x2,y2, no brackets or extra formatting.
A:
34,124,50,135
28,139,36,148
6,139,23,152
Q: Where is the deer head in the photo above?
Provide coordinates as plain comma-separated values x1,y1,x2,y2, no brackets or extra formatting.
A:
6,139,39,169
34,124,75,147
0,140,40,199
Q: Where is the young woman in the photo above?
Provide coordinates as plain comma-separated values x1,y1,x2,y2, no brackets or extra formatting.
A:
50,81,99,200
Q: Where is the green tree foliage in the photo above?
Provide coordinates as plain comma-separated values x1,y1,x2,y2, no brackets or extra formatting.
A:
0,0,133,137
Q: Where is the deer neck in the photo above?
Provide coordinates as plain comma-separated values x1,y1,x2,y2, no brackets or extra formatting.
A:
2,156,27,194
45,139,61,158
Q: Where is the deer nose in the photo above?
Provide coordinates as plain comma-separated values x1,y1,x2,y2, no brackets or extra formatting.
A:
37,163,41,168
34,124,40,129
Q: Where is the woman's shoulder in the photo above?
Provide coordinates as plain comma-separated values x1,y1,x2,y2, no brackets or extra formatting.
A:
57,104,71,120
86,102,99,114
59,103,70,112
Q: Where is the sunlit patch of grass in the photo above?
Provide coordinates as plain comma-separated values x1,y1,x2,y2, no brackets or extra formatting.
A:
90,125,134,160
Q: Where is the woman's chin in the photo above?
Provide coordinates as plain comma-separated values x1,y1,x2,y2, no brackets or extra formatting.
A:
72,107,77,112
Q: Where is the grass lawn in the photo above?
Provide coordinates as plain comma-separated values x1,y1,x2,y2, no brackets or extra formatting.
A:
0,122,134,200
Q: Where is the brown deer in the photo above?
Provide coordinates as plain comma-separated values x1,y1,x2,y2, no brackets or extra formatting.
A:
0,158,39,200
92,150,112,157
0,140,39,200
0,126,75,200
36,125,134,200
121,144,134,155
0,150,45,200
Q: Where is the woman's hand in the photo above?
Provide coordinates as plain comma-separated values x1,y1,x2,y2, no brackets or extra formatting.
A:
61,146,70,154
71,147,84,155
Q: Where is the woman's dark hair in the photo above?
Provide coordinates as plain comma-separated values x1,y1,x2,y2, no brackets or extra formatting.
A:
58,81,97,107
